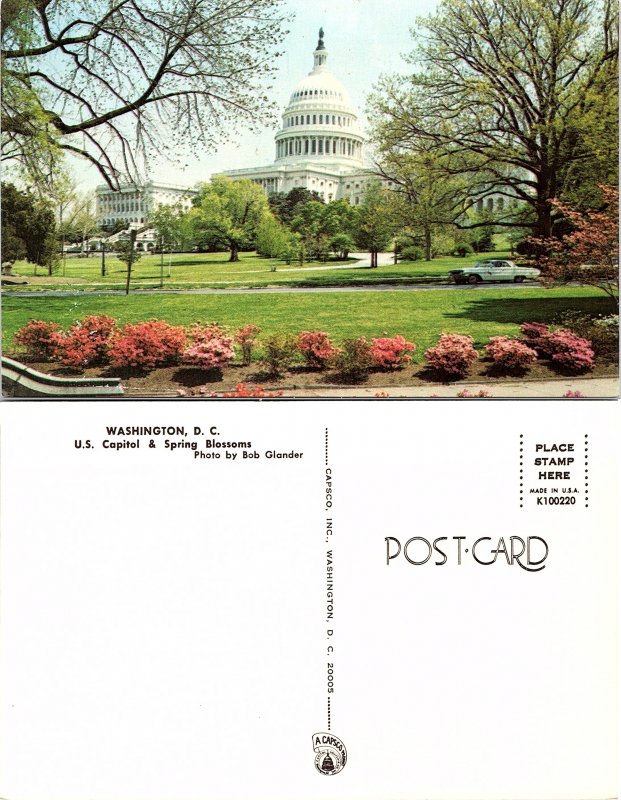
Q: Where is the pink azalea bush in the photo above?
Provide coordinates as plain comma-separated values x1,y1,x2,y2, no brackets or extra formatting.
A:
58,314,117,368
297,331,340,369
424,333,479,378
234,324,261,366
14,320,64,360
543,329,595,373
485,336,537,373
108,320,186,369
563,390,586,398
370,335,415,369
183,323,235,370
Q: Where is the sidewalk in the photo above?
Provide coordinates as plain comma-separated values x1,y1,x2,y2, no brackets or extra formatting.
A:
276,377,619,399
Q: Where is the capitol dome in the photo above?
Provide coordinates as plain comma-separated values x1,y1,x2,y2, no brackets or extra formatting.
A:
274,29,364,168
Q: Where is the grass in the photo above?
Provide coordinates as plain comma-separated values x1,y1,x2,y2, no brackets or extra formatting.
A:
3,285,612,360
5,250,510,291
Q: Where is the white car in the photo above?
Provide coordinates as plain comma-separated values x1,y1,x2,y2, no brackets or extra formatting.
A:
449,259,540,285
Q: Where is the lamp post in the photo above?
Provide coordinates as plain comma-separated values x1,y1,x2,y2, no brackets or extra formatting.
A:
160,237,164,289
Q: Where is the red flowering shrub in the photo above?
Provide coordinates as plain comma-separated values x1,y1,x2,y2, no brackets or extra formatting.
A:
183,323,235,370
424,333,479,378
370,335,415,369
177,383,283,397
297,331,340,369
108,320,186,369
520,322,553,357
187,322,228,343
542,329,595,373
330,337,374,380
234,324,261,366
563,390,586,398
58,314,117,367
485,336,537,373
14,320,64,360
215,382,284,398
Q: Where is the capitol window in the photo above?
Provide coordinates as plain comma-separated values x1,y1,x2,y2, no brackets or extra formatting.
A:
319,115,323,123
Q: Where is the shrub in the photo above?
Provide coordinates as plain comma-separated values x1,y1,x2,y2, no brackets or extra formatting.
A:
216,383,284,398
370,335,415,370
260,334,297,376
58,314,117,368
13,320,64,360
424,333,479,378
234,324,261,366
330,337,374,381
399,245,423,262
187,322,228,343
520,322,553,357
183,323,234,370
484,336,537,373
297,331,340,369
543,329,595,373
183,338,235,370
563,390,586,398
554,312,618,362
108,320,186,370
453,243,474,258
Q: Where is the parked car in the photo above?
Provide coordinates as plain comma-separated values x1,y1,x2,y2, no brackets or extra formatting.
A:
449,259,540,284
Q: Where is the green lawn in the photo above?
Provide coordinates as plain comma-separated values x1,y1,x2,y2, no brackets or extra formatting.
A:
6,250,506,291
3,285,611,360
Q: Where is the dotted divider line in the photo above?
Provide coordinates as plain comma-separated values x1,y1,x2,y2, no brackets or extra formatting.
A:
325,428,329,465
585,434,589,508
327,697,331,731
520,433,524,508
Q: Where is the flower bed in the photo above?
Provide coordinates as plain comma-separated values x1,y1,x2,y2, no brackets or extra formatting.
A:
9,314,615,396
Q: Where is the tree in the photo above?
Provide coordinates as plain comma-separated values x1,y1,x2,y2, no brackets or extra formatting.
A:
369,0,618,241
268,188,324,225
289,198,357,261
151,204,188,253
1,181,56,269
255,214,292,259
354,182,395,267
369,133,471,260
117,229,141,295
72,194,99,256
190,177,271,262
1,0,289,189
534,185,619,306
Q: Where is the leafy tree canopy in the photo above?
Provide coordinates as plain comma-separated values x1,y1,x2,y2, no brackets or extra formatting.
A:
268,188,324,225
1,181,56,267
190,177,271,261
368,0,618,240
1,0,289,190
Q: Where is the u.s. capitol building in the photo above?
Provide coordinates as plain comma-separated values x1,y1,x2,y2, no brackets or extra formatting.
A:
220,29,374,205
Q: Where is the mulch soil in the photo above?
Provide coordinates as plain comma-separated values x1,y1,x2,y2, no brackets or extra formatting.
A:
6,353,619,396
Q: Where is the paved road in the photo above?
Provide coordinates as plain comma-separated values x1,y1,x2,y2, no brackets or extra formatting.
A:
5,282,545,298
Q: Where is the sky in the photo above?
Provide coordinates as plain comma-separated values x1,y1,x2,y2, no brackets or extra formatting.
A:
73,0,439,192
